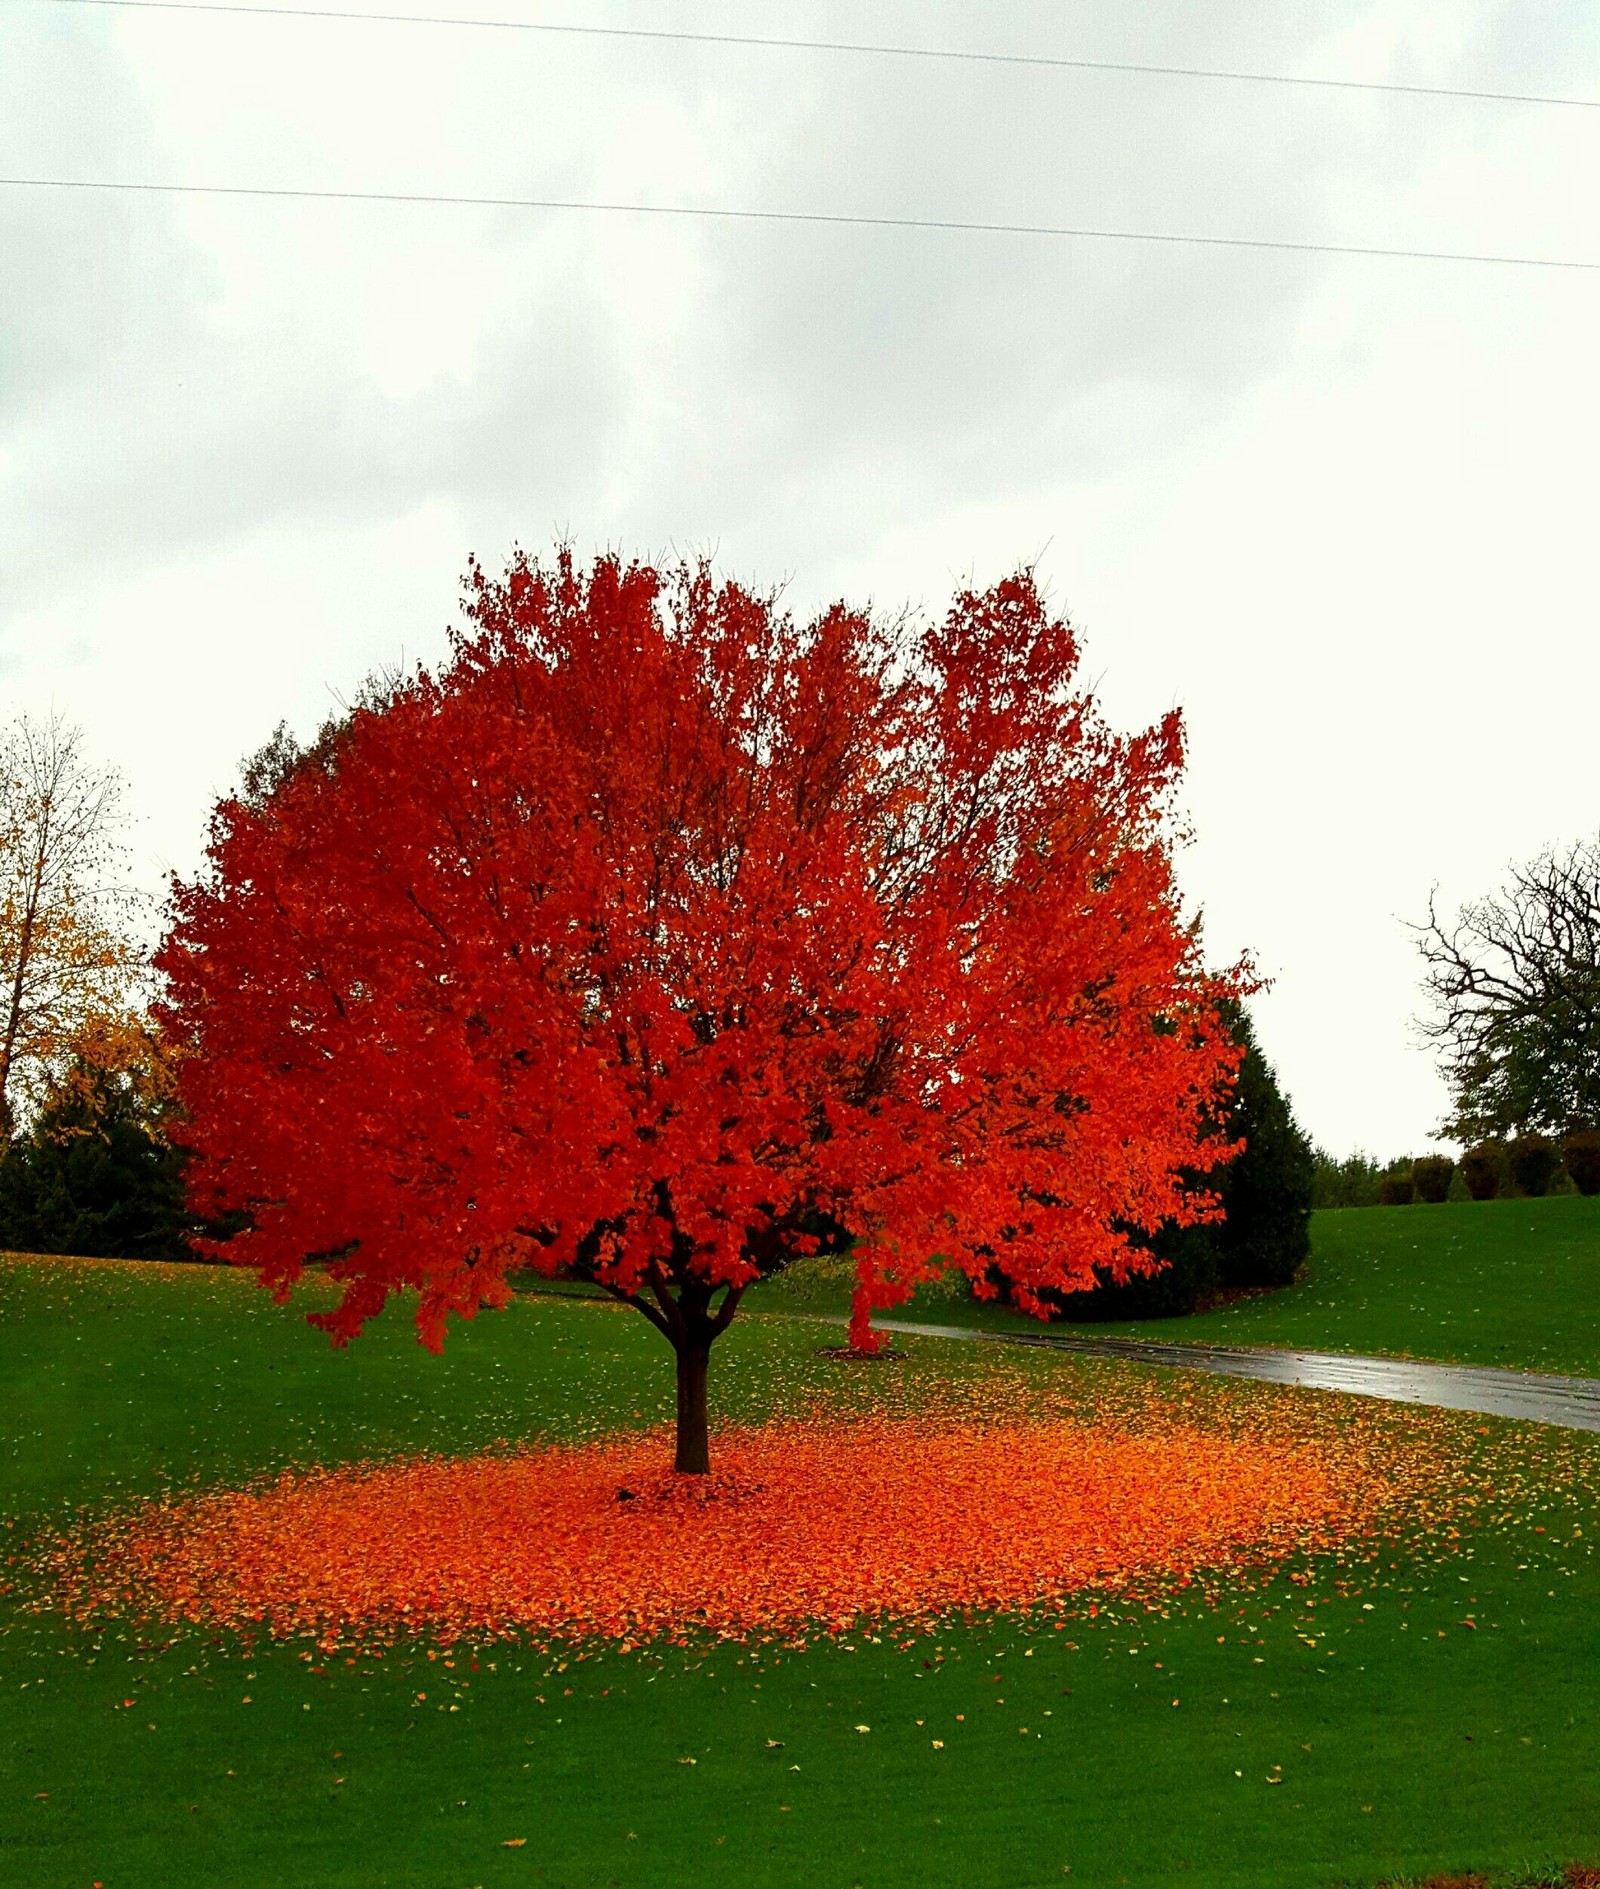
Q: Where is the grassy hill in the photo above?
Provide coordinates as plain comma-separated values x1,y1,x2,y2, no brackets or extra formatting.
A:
751,1195,1600,1379
1,1250,1598,1887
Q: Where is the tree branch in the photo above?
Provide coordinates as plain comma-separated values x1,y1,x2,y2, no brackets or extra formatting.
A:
709,1283,745,1336
594,1276,674,1340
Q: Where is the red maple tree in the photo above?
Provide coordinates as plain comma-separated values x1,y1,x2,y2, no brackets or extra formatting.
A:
159,552,1245,1472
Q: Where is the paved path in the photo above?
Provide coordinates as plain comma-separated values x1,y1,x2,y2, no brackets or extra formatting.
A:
833,1316,1600,1433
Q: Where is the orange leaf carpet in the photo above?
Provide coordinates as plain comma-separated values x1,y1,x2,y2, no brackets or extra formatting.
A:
54,1415,1368,1647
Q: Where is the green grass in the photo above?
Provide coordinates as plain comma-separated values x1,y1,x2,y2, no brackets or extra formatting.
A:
3,1251,1599,1887
751,1196,1600,1379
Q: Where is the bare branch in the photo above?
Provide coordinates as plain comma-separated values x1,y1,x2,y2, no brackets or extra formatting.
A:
1413,838,1600,1139
594,1276,674,1340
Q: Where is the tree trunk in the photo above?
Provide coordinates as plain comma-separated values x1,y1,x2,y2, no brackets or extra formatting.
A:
673,1339,712,1475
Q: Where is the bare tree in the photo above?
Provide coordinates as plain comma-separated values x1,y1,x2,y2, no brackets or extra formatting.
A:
1414,839,1600,1142
0,714,138,1137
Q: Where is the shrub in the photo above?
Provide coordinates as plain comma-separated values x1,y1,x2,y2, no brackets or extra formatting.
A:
1460,1143,1504,1201
1508,1133,1560,1198
1311,1149,1384,1208
1563,1129,1600,1197
1376,1173,1415,1206
1411,1155,1454,1203
1311,1149,1431,1208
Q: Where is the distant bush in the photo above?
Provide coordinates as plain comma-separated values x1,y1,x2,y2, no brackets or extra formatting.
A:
1411,1155,1454,1203
1461,1143,1504,1201
1563,1129,1600,1197
1311,1150,1385,1208
1508,1133,1560,1198
1376,1173,1415,1206
1312,1150,1435,1209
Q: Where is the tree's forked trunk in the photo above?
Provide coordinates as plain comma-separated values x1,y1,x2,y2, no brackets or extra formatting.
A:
673,1340,712,1475
607,1257,740,1475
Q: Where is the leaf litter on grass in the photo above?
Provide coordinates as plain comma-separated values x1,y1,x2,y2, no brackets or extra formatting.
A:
24,1363,1596,1654
1375,1868,1600,1888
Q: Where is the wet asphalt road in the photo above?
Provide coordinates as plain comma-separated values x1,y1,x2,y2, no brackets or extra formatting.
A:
848,1317,1600,1433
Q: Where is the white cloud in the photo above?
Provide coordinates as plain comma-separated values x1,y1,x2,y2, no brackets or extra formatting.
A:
4,0,1599,1153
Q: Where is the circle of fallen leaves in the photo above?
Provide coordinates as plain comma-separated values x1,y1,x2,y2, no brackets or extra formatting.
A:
24,1363,1589,1656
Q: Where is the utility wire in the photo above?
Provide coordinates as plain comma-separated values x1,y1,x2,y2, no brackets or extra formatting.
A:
3,175,1597,271
32,0,1600,113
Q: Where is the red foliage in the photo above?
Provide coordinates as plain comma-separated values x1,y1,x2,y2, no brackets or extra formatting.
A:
159,553,1245,1463
49,1417,1347,1648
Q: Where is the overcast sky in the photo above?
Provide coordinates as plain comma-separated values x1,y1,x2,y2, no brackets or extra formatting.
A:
4,0,1598,1156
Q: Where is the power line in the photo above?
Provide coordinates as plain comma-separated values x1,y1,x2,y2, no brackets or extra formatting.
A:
4,174,1597,271
33,0,1600,113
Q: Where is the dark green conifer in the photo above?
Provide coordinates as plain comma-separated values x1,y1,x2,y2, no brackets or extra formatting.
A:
0,1059,193,1261
1060,1002,1313,1319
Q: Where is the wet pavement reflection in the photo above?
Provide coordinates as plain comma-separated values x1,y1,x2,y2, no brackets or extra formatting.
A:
861,1318,1600,1433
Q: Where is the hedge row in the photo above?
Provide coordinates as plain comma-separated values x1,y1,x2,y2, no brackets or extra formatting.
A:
1377,1131,1600,1205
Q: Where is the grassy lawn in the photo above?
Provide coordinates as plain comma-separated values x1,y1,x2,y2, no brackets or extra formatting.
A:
3,1251,1599,1888
750,1195,1600,1380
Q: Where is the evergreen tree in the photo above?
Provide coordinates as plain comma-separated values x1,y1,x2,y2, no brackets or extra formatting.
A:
1212,1005,1314,1290
0,1053,193,1261
1059,1218,1219,1322
1052,1003,1313,1319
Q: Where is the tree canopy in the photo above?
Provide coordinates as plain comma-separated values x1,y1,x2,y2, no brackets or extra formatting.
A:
0,1012,193,1262
1416,838,1600,1142
159,551,1245,1470
0,713,139,1138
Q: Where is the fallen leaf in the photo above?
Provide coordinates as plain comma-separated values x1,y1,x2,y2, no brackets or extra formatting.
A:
47,1417,1368,1647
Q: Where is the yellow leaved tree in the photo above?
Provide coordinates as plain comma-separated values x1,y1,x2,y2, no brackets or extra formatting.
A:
0,713,143,1138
